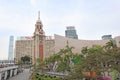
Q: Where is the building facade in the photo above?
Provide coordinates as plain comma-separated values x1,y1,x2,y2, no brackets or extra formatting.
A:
15,36,33,63
8,36,14,60
43,36,55,59
55,34,120,53
65,26,78,39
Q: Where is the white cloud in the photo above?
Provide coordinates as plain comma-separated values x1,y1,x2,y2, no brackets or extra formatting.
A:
0,37,9,60
30,0,37,7
0,10,34,35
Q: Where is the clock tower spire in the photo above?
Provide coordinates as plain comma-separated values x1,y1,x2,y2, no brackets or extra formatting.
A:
38,11,40,20
33,11,45,64
34,11,45,35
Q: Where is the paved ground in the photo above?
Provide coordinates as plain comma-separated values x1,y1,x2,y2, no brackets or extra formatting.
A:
8,69,31,80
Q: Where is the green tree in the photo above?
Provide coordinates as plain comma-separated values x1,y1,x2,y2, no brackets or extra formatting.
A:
56,45,75,72
105,39,116,49
36,58,45,72
44,53,61,71
18,60,22,65
81,46,88,55
67,41,120,80
44,45,75,72
21,55,30,64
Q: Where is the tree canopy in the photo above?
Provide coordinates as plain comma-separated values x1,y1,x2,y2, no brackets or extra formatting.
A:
68,40,120,80
21,55,30,64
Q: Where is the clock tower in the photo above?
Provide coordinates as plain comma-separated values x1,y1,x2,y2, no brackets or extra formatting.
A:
33,11,45,64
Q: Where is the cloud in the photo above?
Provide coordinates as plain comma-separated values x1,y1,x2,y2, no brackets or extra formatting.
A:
0,10,34,35
30,0,37,7
0,37,9,60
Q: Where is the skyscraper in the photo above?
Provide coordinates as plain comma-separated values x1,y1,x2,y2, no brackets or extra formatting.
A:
65,26,78,39
8,36,14,60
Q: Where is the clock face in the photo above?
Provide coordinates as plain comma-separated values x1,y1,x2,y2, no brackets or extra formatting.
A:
40,31,43,34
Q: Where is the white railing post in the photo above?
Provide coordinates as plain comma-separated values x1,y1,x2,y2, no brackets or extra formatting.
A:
10,70,13,77
4,71,7,80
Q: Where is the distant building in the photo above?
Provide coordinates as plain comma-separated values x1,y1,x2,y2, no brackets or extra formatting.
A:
14,36,33,63
102,35,112,40
8,36,14,60
65,26,78,39
54,34,120,54
15,36,55,63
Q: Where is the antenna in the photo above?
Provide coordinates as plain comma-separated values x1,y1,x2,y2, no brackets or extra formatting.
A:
38,11,40,20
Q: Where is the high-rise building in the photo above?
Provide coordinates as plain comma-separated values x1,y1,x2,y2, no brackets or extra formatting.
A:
102,35,112,40
65,26,78,39
8,36,14,60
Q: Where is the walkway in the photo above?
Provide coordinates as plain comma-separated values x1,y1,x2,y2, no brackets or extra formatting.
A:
8,69,31,80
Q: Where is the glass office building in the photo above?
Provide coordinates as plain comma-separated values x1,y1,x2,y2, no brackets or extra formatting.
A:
102,35,112,40
65,26,78,39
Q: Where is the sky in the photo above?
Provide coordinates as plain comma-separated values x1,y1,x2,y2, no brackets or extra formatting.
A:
0,0,120,60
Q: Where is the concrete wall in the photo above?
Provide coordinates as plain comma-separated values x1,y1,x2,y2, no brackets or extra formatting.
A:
54,34,110,54
43,39,55,59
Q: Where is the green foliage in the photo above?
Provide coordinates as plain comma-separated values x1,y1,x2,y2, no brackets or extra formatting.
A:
56,60,69,72
45,54,61,63
35,40,120,80
88,45,103,54
55,45,75,72
32,73,62,80
105,39,116,49
67,40,120,80
21,55,30,64
18,60,22,65
44,45,76,72
81,46,88,54
72,55,84,64
35,58,44,72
